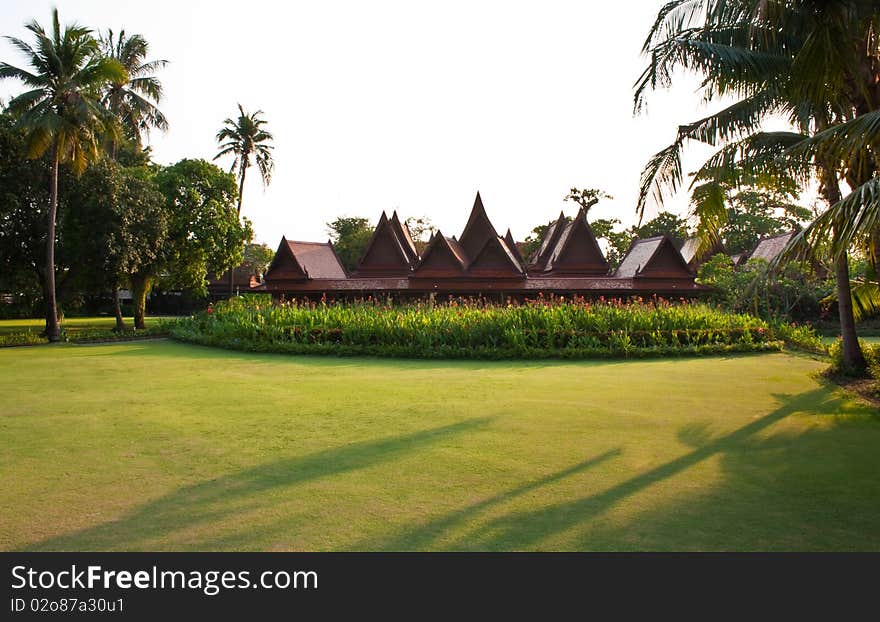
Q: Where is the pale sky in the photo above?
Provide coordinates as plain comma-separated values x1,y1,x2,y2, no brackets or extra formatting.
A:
2,1,742,247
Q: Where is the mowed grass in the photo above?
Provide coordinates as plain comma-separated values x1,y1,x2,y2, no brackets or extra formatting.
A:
0,316,163,336
1,340,878,551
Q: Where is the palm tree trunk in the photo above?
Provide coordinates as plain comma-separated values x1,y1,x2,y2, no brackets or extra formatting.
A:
834,251,867,372
821,167,867,374
229,163,247,297
45,142,61,342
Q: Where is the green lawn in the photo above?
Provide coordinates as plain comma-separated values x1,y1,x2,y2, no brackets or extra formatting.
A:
1,340,877,551
0,316,163,335
820,334,880,345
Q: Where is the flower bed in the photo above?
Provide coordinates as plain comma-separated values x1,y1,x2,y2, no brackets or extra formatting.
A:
167,295,820,359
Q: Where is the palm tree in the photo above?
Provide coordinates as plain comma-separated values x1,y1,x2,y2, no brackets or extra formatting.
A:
98,29,168,330
214,104,274,296
0,9,125,341
635,0,878,373
98,29,168,150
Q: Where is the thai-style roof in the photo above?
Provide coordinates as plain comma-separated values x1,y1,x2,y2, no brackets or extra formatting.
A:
468,235,525,277
413,232,468,277
458,192,501,260
390,211,419,265
505,229,524,264
749,231,795,264
678,236,726,269
261,194,704,297
615,235,693,279
729,252,747,266
354,212,416,276
528,211,568,271
543,208,609,275
265,236,309,281
265,237,347,281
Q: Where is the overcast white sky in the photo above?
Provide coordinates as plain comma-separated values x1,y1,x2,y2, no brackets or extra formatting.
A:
2,1,742,246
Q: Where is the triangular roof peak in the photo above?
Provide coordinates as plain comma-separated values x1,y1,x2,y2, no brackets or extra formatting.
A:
545,207,609,275
414,230,468,276
265,236,309,281
616,235,693,279
468,235,524,277
504,229,524,264
389,211,419,264
528,211,569,270
353,211,414,276
458,191,500,259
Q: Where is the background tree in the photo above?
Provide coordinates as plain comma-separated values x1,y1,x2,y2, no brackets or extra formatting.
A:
60,159,166,330
590,218,632,269
241,242,275,281
405,215,435,253
0,111,48,314
634,211,690,245
0,9,125,340
126,159,251,328
563,187,613,219
98,29,168,151
326,216,373,272
214,104,274,295
635,0,880,373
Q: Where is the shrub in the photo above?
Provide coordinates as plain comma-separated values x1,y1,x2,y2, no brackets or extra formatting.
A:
827,339,880,378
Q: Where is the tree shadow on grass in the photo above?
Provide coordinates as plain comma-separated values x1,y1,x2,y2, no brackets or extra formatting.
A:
359,448,623,551
26,418,491,551
377,387,879,550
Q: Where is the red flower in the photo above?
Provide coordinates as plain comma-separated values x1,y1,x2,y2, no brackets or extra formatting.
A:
206,306,214,314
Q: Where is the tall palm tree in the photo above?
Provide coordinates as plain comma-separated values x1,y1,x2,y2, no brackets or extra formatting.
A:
214,104,274,296
98,29,168,149
98,29,168,330
0,9,125,341
635,0,878,373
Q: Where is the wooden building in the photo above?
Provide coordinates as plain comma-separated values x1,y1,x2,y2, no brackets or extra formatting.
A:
260,193,707,299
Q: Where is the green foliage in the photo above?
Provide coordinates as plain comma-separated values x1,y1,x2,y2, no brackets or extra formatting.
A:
635,211,690,244
697,254,833,323
170,296,788,359
214,104,274,198
154,158,252,294
404,216,435,253
242,243,275,279
828,339,880,379
720,187,812,255
60,158,167,292
98,29,168,145
1,8,126,173
589,218,631,269
563,187,612,216
326,216,373,272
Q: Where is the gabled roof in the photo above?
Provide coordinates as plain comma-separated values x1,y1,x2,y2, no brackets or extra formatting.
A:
544,208,609,275
265,236,309,281
289,240,348,279
505,229,524,264
458,192,500,260
266,238,348,281
615,235,693,279
390,211,419,265
413,232,468,276
679,236,725,268
749,231,795,264
354,211,415,276
528,211,568,269
468,235,525,277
